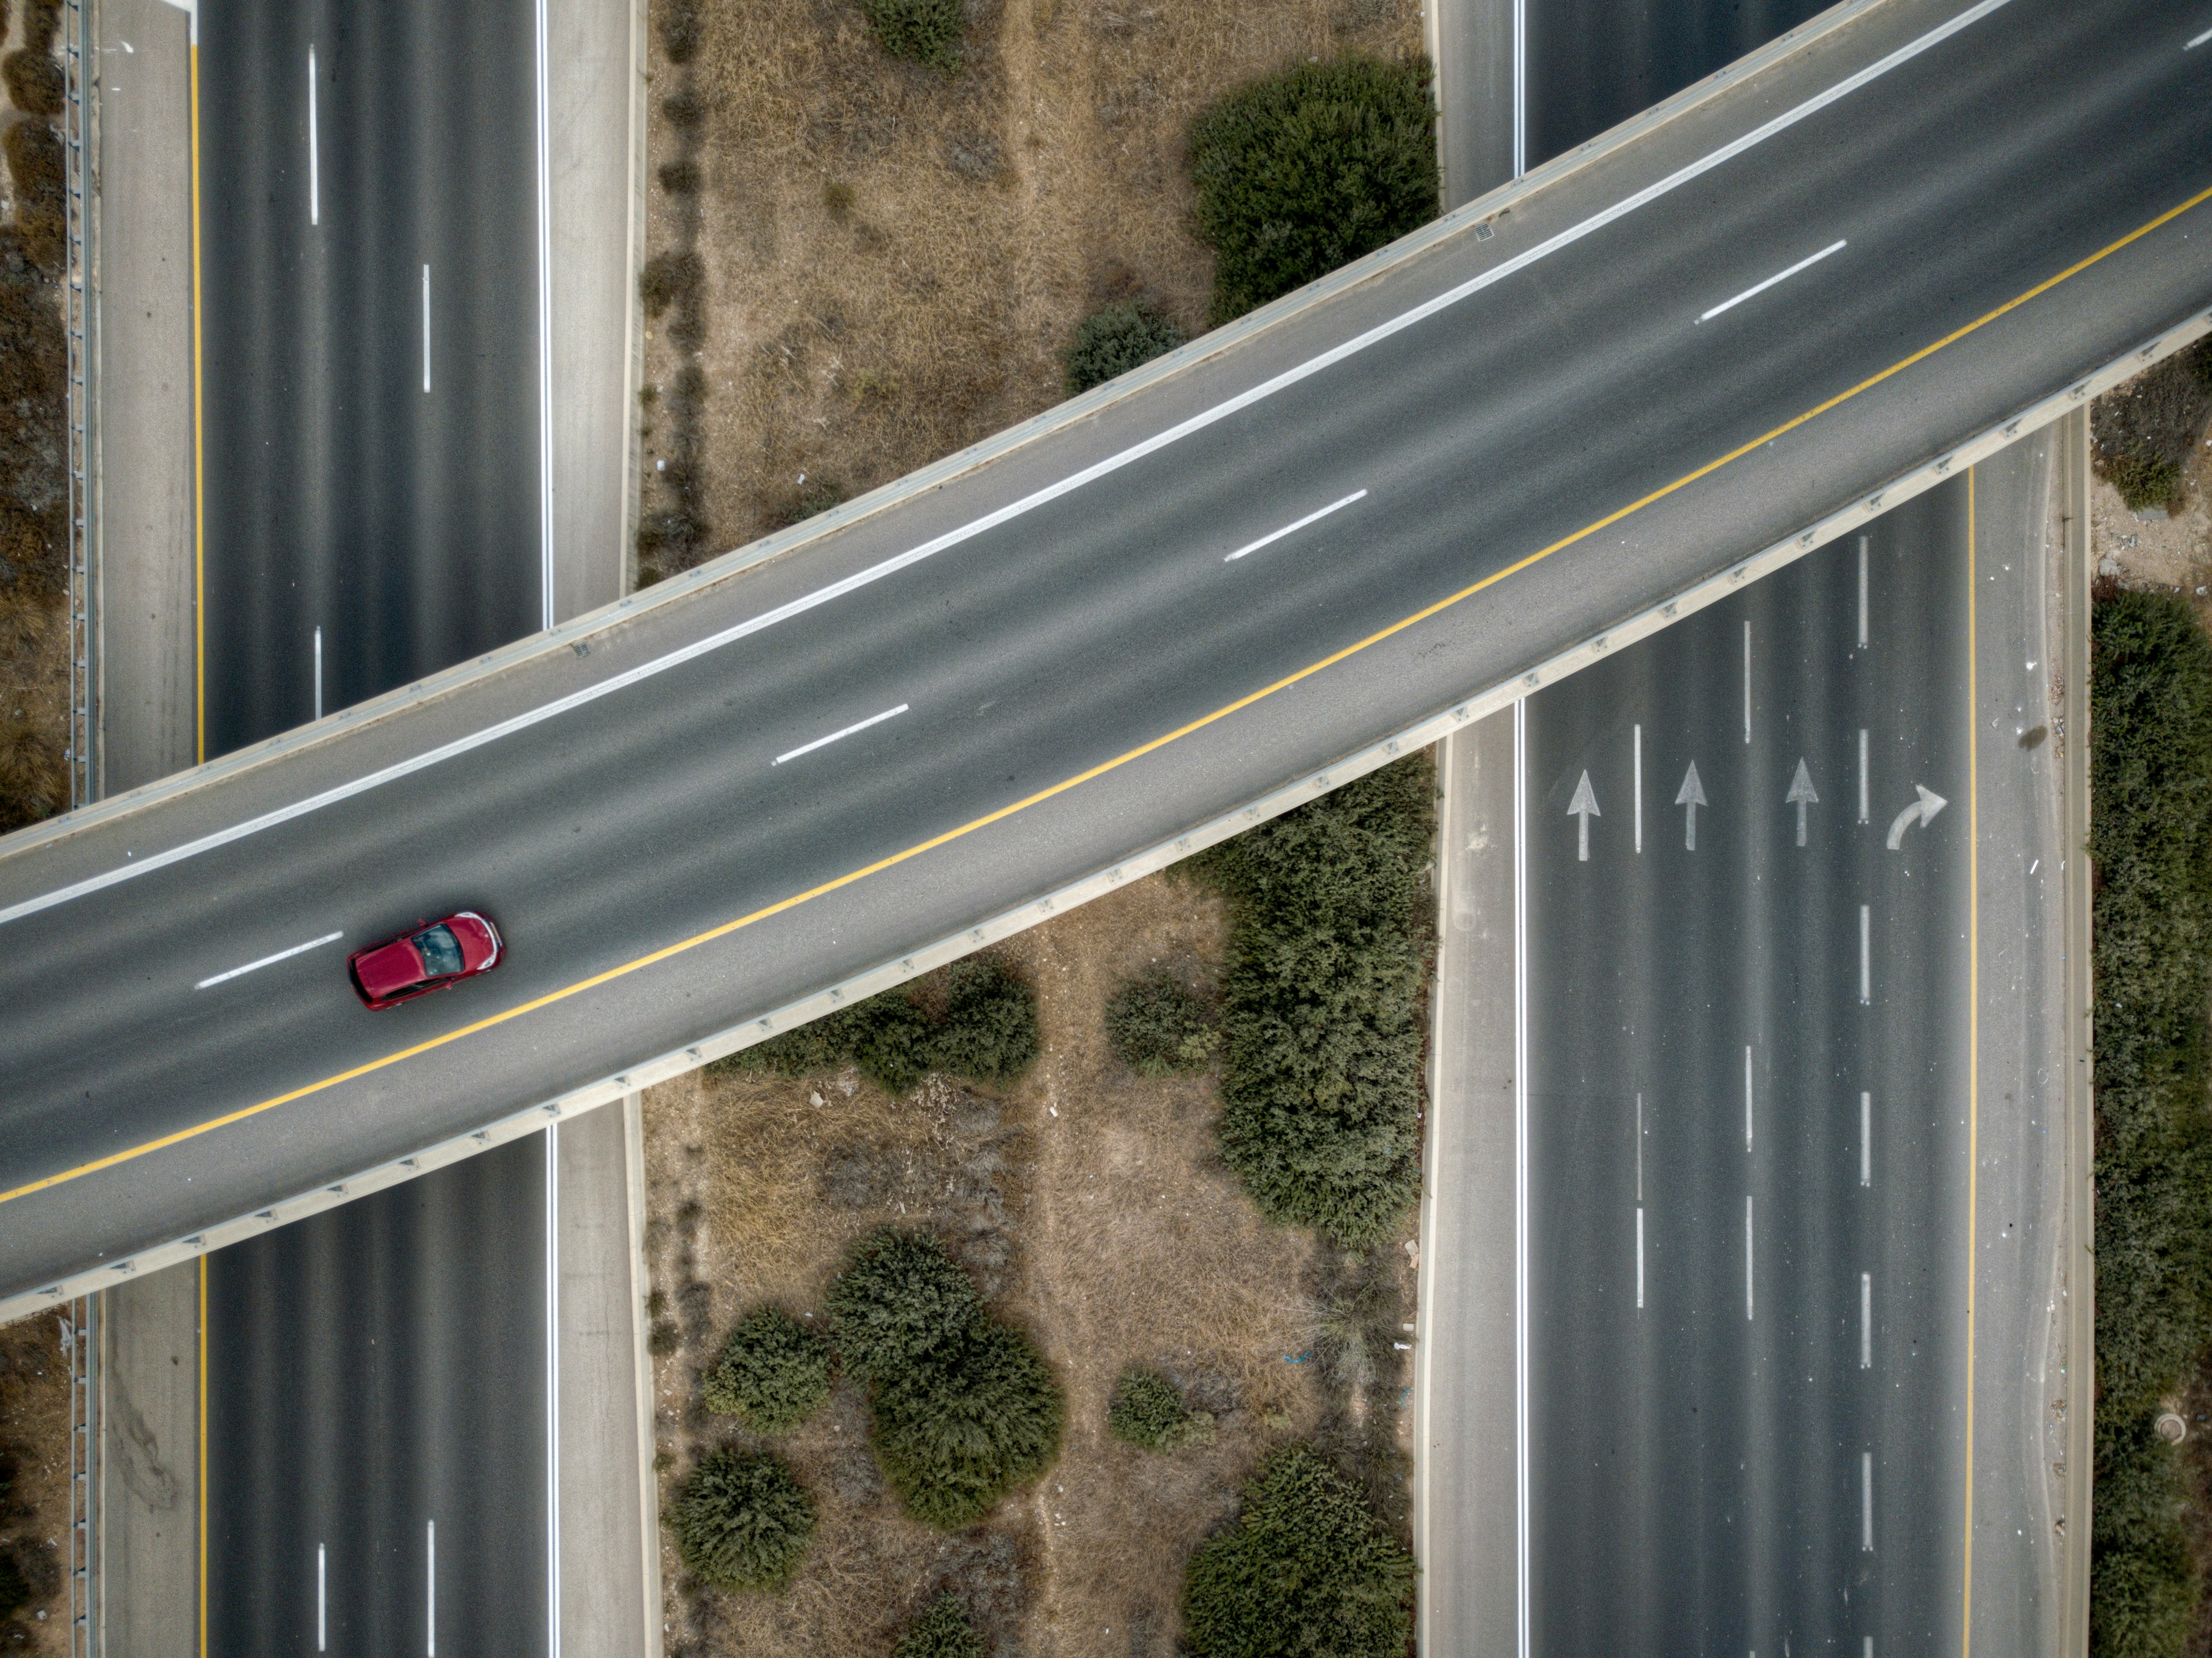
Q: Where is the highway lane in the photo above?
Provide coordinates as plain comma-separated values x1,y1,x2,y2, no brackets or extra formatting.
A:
198,0,541,756
2,0,2207,1292
205,1135,547,1657
194,4,553,1655
1525,490,1969,1651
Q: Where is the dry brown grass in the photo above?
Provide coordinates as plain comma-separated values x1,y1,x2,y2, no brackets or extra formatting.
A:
0,1312,73,1654
642,873,1349,1657
640,0,1423,564
0,584,64,833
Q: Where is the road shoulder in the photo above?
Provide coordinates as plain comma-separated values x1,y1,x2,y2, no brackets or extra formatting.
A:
96,1262,197,1658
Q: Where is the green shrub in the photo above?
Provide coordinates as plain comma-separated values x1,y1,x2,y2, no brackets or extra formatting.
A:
862,0,964,66
1107,1367,1214,1450
1064,300,1186,396
0,1550,24,1620
872,1316,1064,1527
1106,970,1218,1076
1181,1442,1414,1658
2110,454,2183,513
1188,56,1439,325
933,956,1041,1082
2089,591,2212,1657
828,1228,982,1380
704,1307,835,1432
894,1594,986,1658
662,1449,816,1592
1200,758,1431,1244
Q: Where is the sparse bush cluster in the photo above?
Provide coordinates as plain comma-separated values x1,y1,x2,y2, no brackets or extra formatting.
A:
662,1448,817,1592
2093,343,2212,513
2089,592,2212,1657
831,1229,1062,1528
720,954,1038,1094
703,1306,835,1433
1107,1367,1214,1451
1105,969,1217,1076
893,1594,987,1658
1181,1442,1415,1658
1199,758,1431,1244
1187,55,1440,324
1063,300,1186,397
861,0,965,67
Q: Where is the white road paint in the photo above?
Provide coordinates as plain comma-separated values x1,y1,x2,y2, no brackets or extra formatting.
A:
1861,1451,1874,1550
2188,24,2212,49
196,930,344,990
306,48,319,227
313,626,324,723
1744,1195,1754,1321
317,1543,327,1651
1221,489,1366,562
1513,698,1531,1658
534,0,556,632
1635,1092,1643,1200
1857,535,1868,647
1861,1271,1872,1367
1743,1045,1754,1152
1742,621,1752,743
1859,905,1871,1004
1567,770,1600,861
1636,1093,1646,1309
421,265,432,393
0,0,2029,933
1886,784,1948,848
1857,729,1869,822
1865,1641,1875,1658
1510,0,1527,178
1860,1091,1871,1186
544,1128,560,1658
1785,758,1817,845
427,1519,437,1656
1635,1206,1645,1310
772,703,909,766
1697,239,1847,323
1632,724,1642,853
1676,760,1706,850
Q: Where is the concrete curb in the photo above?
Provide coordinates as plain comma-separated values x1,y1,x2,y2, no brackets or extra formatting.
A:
9,303,2203,1325
0,0,1905,865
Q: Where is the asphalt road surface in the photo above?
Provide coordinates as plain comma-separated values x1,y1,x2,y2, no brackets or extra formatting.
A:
1519,450,2065,1652
2,0,2206,1292
194,3,552,1652
197,0,541,758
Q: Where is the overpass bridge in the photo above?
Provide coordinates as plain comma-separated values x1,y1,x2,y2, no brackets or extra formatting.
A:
2,0,2208,1315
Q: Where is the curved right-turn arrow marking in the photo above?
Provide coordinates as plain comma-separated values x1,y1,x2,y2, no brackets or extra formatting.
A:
1885,784,1948,850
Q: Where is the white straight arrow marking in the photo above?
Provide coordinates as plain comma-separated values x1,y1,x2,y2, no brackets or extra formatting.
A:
1568,771,1599,862
1785,759,1819,846
1675,761,1706,851
1885,784,1948,849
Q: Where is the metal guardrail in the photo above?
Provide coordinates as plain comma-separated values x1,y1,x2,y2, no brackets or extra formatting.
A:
63,0,93,807
62,1293,96,1658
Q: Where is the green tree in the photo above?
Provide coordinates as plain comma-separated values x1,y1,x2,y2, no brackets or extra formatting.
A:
894,1594,987,1658
703,1306,836,1432
861,0,963,66
662,1449,816,1592
1182,1443,1414,1658
829,1229,984,1380
1189,57,1439,324
1064,300,1187,396
930,956,1041,1082
1105,970,1218,1076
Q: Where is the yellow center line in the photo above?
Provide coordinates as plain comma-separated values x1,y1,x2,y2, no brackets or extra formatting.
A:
7,179,2208,1214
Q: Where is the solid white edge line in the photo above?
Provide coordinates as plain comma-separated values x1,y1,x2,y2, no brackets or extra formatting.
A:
1698,238,1847,323
427,1518,437,1657
1510,0,1527,180
546,1124,560,1658
534,0,555,632
194,930,344,990
772,704,909,766
0,0,2024,931
1222,489,1368,562
306,47,318,227
1513,694,1530,1658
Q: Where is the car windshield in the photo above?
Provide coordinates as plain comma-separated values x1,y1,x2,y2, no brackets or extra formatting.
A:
413,924,464,978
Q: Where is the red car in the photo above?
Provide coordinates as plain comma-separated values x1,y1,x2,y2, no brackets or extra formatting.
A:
347,912,504,1009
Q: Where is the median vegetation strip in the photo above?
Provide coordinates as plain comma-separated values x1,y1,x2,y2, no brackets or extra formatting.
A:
2090,590,2212,1658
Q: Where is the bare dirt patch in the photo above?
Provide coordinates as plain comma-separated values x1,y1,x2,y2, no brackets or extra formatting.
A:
2095,355,2212,627
643,872,1402,1657
636,0,1424,579
0,1312,71,1654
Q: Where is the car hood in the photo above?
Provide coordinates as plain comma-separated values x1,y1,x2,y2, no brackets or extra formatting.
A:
447,913,500,971
353,937,426,1001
